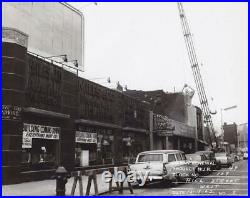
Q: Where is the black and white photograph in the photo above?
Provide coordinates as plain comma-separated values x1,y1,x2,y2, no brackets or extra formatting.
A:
2,2,248,196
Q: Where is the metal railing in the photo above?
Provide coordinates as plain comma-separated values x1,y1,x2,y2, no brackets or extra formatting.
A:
27,51,84,77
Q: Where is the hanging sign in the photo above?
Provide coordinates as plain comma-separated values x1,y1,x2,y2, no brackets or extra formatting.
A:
22,136,32,148
76,131,97,144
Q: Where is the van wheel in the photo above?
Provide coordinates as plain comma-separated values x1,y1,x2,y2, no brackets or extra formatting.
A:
216,163,221,170
137,179,142,186
192,168,200,178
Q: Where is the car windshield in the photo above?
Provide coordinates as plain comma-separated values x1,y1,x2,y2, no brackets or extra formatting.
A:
187,154,201,161
215,153,226,157
201,155,208,160
176,153,182,161
137,154,163,162
181,153,187,160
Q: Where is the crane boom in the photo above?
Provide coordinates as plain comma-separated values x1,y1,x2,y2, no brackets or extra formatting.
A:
177,2,217,147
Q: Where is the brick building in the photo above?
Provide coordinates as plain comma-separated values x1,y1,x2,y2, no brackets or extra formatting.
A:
124,90,209,153
223,122,238,151
2,28,150,184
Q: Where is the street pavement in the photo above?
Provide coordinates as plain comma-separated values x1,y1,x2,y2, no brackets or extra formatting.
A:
2,160,248,196
2,173,113,196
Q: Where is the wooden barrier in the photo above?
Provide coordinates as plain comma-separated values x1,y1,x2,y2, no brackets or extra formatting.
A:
70,166,133,196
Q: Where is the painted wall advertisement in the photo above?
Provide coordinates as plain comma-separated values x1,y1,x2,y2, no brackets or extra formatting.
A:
22,123,60,148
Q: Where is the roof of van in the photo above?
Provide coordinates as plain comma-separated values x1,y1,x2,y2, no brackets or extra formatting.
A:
139,150,183,154
195,150,213,154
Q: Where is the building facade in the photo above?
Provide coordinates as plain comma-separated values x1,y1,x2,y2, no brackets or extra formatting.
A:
223,122,238,152
2,28,150,184
237,123,248,150
2,3,211,184
124,90,209,153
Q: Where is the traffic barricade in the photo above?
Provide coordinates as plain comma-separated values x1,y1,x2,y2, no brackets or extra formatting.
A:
70,165,133,196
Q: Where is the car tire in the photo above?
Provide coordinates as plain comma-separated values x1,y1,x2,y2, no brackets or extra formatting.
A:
227,163,232,168
216,163,221,170
137,179,143,186
163,180,173,187
189,168,199,179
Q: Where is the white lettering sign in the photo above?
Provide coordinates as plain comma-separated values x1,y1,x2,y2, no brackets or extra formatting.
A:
76,131,97,144
22,123,60,148
22,135,32,148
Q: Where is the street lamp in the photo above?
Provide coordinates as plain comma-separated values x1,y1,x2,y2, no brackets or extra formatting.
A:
67,60,78,67
220,105,237,148
46,54,68,62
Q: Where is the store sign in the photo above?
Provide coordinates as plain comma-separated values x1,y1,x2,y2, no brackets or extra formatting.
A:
153,114,175,134
157,131,174,136
2,105,22,121
22,136,32,148
23,123,60,139
76,131,97,144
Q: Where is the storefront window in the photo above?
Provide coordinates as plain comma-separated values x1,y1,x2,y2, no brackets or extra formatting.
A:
75,131,98,166
75,127,114,166
22,149,31,163
98,134,114,164
21,139,58,169
21,123,60,170
75,143,97,166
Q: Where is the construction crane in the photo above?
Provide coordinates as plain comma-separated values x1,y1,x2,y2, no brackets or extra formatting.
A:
177,3,217,148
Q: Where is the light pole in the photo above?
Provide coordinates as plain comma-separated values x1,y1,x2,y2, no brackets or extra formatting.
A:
220,105,237,149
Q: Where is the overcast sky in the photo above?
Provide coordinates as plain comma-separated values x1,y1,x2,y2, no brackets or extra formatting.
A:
69,2,248,132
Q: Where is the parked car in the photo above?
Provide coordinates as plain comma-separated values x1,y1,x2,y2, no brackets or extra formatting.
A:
195,150,221,170
243,152,248,160
186,153,211,175
215,152,233,167
129,150,198,185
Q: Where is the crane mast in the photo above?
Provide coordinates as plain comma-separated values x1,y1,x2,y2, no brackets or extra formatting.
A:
177,3,217,147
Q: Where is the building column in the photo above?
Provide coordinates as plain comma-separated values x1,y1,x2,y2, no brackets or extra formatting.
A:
177,137,181,150
149,111,154,150
195,128,198,152
166,136,169,149
2,27,28,184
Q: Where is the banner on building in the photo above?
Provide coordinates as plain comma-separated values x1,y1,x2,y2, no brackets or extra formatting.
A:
76,131,97,144
23,123,60,139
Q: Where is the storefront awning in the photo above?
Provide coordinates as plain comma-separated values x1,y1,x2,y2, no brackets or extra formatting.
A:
75,119,121,129
122,127,149,134
23,107,70,119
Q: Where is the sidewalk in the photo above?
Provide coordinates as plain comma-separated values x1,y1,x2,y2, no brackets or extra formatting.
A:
2,174,131,196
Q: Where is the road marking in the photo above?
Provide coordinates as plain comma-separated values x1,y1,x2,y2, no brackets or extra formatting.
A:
201,175,248,178
171,188,248,191
173,182,248,185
